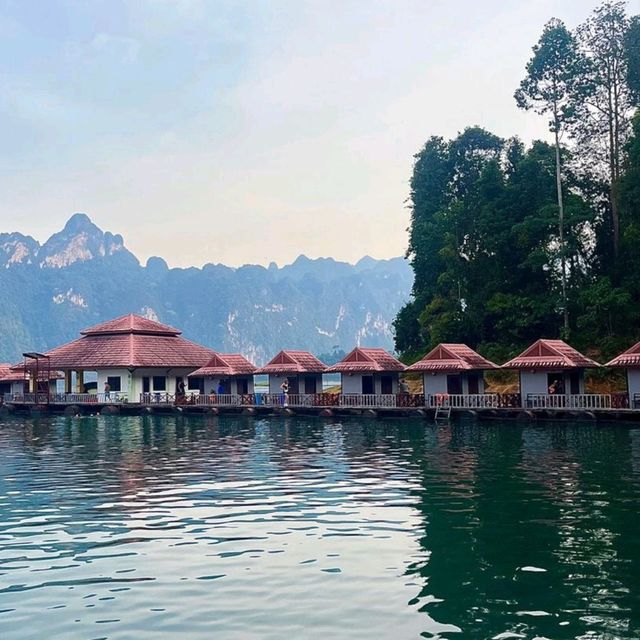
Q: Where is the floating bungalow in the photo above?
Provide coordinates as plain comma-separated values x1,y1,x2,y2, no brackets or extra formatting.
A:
255,350,327,394
406,344,498,397
327,347,405,395
502,339,600,407
188,353,257,396
0,364,27,396
606,342,640,409
38,314,216,401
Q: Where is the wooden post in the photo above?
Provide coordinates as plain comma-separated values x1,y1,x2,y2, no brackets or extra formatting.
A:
76,371,84,394
65,371,72,394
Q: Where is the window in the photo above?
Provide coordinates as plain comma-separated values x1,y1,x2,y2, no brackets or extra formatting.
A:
189,377,204,393
107,376,121,392
143,377,150,393
362,376,374,394
153,376,166,391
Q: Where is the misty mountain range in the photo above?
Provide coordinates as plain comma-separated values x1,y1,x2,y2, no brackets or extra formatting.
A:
0,214,412,364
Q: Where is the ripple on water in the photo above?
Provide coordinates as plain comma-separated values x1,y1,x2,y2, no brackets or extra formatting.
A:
0,415,639,639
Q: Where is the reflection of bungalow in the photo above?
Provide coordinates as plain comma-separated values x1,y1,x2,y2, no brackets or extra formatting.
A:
327,347,405,394
42,314,216,400
405,344,498,396
0,364,27,395
255,351,327,394
606,342,640,409
188,353,256,395
502,339,599,403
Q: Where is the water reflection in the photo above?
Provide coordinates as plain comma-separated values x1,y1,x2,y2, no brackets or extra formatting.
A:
0,416,639,639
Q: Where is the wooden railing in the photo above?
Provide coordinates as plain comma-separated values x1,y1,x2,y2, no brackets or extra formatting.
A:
526,394,613,410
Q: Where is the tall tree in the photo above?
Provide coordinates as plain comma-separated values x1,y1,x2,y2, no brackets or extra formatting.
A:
514,19,582,335
625,15,640,105
573,1,635,261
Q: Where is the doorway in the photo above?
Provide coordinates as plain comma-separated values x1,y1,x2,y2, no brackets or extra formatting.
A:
447,374,463,395
362,376,374,394
467,373,479,395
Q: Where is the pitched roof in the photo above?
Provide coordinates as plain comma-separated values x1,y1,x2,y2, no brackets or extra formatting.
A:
326,347,405,373
189,353,257,377
605,341,640,368
502,339,600,370
0,363,25,382
406,344,498,372
81,314,181,336
255,350,327,375
36,314,215,369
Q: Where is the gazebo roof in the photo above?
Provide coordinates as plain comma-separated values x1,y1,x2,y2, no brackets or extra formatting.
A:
326,347,405,373
38,314,215,369
502,339,600,370
81,314,181,336
189,353,257,377
406,343,498,373
255,350,327,375
605,341,640,368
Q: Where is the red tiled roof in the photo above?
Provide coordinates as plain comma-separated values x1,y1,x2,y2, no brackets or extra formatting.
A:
189,353,257,377
605,342,640,368
39,316,216,369
502,339,600,370
255,350,327,375
326,347,405,373
406,344,498,372
0,364,25,382
81,314,181,336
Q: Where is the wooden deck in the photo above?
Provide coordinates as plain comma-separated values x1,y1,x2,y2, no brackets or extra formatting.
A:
3,392,640,422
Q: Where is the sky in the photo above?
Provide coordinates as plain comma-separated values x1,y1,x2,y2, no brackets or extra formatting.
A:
0,0,632,268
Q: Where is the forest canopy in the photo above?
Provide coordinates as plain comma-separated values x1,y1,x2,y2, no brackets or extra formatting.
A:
395,1,640,364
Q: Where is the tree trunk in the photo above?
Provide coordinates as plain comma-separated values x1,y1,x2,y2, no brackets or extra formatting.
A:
554,126,569,336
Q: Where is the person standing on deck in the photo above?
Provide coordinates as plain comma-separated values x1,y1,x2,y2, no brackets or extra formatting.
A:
280,379,289,407
104,381,111,401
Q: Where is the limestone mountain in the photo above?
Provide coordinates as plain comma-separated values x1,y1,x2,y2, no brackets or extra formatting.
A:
0,214,412,364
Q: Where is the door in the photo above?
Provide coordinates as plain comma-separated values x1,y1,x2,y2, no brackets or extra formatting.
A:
467,373,479,395
304,376,317,394
446,374,463,395
569,370,581,395
143,377,150,393
288,377,299,394
380,375,393,395
362,376,374,394
237,378,248,394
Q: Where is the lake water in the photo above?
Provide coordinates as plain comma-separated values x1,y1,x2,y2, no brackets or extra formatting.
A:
0,415,639,639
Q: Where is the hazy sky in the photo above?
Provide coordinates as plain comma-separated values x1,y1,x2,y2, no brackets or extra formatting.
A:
0,0,630,268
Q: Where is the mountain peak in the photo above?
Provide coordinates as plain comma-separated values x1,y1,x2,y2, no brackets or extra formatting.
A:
63,212,96,233
38,213,137,269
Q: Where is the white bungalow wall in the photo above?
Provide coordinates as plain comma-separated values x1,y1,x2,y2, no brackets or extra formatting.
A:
96,368,199,401
422,373,486,396
202,377,255,395
519,370,585,399
628,369,640,402
340,373,399,394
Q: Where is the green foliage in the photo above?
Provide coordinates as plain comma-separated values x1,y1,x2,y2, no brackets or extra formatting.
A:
627,16,640,103
395,1,640,364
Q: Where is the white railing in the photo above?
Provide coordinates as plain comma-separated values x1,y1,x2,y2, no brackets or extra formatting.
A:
339,394,398,408
526,394,612,410
426,394,500,409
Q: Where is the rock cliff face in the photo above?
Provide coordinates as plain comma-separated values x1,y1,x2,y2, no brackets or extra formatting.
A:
0,214,412,364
